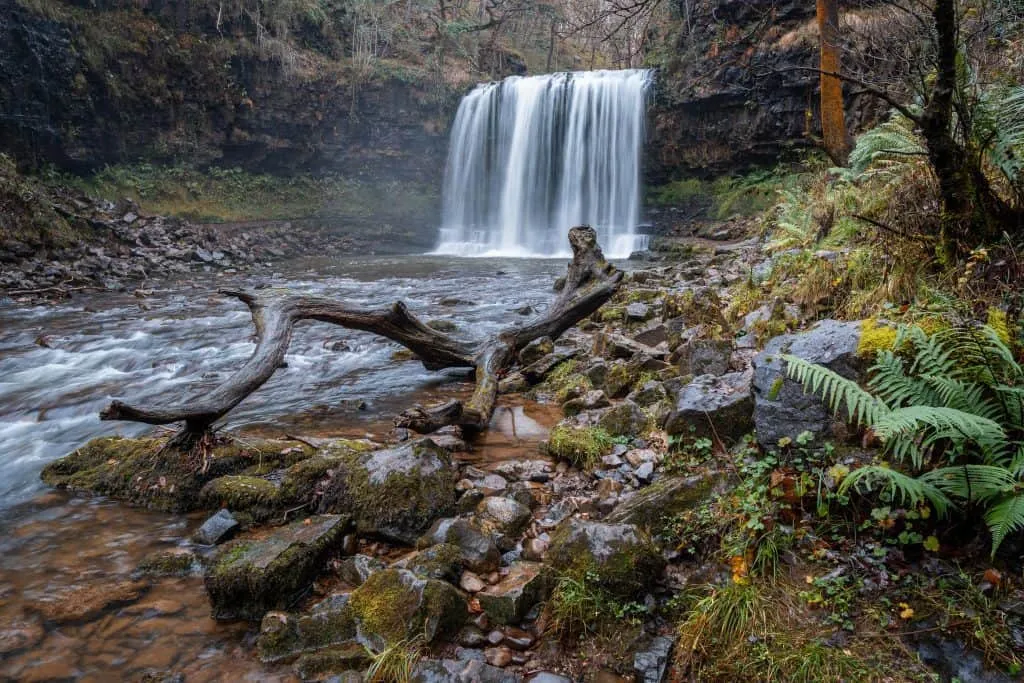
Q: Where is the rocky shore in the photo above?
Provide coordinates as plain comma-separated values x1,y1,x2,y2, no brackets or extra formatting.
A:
25,228,1022,682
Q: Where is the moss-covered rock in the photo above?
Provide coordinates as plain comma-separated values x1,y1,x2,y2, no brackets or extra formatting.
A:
135,549,198,578
605,475,718,529
546,519,664,600
417,518,501,574
317,439,457,544
40,436,314,513
603,360,637,399
205,514,351,621
519,336,554,365
293,643,369,681
407,543,463,582
257,596,358,664
348,569,467,650
597,401,649,438
474,497,532,552
198,476,280,518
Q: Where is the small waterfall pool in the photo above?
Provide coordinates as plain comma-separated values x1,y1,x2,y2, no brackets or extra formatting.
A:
434,69,652,259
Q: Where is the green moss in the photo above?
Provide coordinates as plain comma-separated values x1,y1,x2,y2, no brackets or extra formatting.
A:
547,524,663,601
603,361,635,398
987,308,1010,344
318,442,456,541
136,549,197,577
41,435,312,513
293,643,369,680
600,306,626,323
408,543,462,581
545,425,614,470
199,476,280,511
349,570,424,645
767,377,785,401
258,604,359,664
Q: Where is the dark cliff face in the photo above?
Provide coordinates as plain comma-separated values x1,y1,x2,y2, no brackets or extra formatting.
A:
646,0,884,183
0,0,453,184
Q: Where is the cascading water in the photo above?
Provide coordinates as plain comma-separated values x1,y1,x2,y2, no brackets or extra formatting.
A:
434,69,652,258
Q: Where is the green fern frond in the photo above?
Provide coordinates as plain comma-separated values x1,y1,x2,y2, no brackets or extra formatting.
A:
873,406,1005,451
848,115,926,177
985,494,1024,555
839,466,952,517
783,355,888,426
920,465,1020,502
868,351,936,407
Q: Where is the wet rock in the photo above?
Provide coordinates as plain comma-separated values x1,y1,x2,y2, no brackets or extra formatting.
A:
602,360,637,398
292,642,368,681
479,474,509,495
318,439,457,544
626,302,651,322
503,626,534,650
522,537,549,561
583,360,609,387
506,481,549,509
546,519,663,599
675,339,733,377
198,476,281,515
193,512,238,548
562,389,611,416
205,514,350,621
419,518,501,574
634,635,676,683
486,646,514,667
594,332,667,361
627,380,668,408
539,499,575,530
752,320,865,448
598,401,648,438
337,554,386,587
475,497,533,552
607,475,716,527
664,372,753,444
913,636,1012,683
257,598,357,664
633,323,669,348
634,462,654,483
477,561,554,625
520,350,581,385
520,336,554,365
414,658,522,682
136,548,198,577
34,580,149,624
427,319,459,333
527,674,572,683
0,622,44,655
408,544,464,582
459,625,488,647
492,459,554,484
348,569,467,649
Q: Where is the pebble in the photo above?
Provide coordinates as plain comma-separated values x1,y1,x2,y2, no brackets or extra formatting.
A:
503,627,534,650
625,449,657,467
487,630,505,645
522,537,548,561
635,462,655,483
485,646,513,667
460,572,486,593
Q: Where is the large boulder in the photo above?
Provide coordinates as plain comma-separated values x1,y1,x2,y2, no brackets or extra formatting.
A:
205,514,351,621
664,372,753,444
606,475,718,528
347,569,467,650
318,439,458,544
752,320,865,448
546,519,663,599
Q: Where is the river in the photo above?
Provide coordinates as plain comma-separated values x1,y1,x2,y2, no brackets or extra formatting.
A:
0,255,579,681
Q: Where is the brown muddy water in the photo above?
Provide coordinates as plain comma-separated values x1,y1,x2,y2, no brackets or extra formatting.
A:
0,256,577,681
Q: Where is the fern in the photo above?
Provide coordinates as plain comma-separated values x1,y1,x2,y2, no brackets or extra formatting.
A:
785,322,1024,554
847,114,927,178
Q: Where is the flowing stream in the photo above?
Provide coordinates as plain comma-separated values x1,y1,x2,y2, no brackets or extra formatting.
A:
0,255,577,680
435,69,652,258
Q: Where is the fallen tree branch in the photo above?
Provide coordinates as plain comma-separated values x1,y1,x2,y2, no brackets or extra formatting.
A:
101,227,622,445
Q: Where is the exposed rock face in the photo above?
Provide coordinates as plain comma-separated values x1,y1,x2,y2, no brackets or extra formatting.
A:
0,0,451,182
606,475,718,528
648,0,886,181
752,319,864,448
204,514,351,621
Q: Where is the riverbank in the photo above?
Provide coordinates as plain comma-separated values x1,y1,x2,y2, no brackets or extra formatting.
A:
8,217,1021,682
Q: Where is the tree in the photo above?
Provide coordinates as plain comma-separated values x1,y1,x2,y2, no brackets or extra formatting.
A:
817,0,849,164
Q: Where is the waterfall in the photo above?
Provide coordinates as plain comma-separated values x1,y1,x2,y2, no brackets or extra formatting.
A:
434,69,652,259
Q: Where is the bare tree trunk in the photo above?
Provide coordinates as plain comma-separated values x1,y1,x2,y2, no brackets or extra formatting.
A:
101,227,622,448
817,0,849,165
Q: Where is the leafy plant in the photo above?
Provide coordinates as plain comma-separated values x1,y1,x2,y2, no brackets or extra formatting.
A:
784,323,1024,554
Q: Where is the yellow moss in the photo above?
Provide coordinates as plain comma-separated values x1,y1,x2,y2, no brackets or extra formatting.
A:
857,318,898,358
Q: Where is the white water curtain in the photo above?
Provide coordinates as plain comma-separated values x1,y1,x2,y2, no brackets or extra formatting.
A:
435,69,652,258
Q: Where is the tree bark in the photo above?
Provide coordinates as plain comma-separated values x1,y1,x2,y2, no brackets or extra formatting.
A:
101,227,622,446
817,0,849,165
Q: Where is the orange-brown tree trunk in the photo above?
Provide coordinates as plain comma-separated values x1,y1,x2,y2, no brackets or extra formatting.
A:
817,0,849,165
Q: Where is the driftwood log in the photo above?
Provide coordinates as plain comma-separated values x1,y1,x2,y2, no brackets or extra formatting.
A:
100,226,622,448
